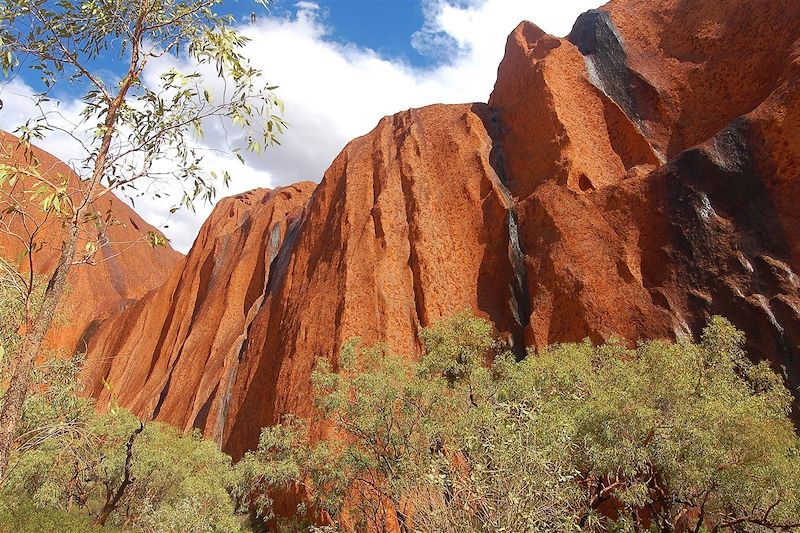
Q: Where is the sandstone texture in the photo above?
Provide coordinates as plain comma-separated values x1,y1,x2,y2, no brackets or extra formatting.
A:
0,132,180,353
220,104,527,456
80,0,800,459
82,183,315,440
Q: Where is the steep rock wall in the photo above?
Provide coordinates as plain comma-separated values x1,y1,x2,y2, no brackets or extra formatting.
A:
221,104,527,456
82,183,315,439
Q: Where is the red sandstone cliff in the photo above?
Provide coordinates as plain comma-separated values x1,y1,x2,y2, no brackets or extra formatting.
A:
81,183,315,440
80,0,800,460
0,132,181,353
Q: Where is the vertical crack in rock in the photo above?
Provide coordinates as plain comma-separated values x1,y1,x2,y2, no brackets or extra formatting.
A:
190,239,224,324
192,384,217,432
481,106,531,360
268,222,282,265
394,113,428,329
151,373,172,419
144,232,225,386
213,356,239,444
214,214,305,443
264,213,304,297
370,141,389,246
505,209,530,361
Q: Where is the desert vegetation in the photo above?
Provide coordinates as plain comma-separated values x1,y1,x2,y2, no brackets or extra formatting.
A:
0,269,247,532
3,265,800,532
245,312,800,532
1,0,798,530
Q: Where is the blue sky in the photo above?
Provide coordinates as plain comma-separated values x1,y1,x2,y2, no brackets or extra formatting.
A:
266,0,432,65
2,0,602,251
13,0,434,96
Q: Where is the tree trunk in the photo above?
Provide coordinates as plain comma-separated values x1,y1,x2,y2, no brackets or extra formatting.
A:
0,223,79,482
94,422,144,526
396,508,410,533
0,0,143,486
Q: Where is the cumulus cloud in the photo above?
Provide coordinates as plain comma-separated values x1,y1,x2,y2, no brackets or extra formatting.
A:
0,79,89,169
1,0,601,252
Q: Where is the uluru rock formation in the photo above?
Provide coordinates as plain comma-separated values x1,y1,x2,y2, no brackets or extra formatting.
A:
84,104,529,455
0,132,181,353
79,0,800,459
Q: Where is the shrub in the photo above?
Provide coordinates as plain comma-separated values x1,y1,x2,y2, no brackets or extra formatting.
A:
244,314,800,532
0,498,115,533
5,408,247,532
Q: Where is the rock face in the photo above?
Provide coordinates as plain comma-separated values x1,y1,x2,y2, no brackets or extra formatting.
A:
82,0,800,459
220,104,530,456
84,105,527,455
0,132,180,353
82,184,315,440
491,0,800,387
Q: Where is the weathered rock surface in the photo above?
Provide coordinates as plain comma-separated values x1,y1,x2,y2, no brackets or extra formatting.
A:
220,104,528,456
0,132,180,353
84,104,527,456
82,183,315,439
489,0,800,391
81,0,800,459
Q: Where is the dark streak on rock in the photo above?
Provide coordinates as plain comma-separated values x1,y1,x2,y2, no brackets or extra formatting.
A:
664,120,800,412
569,9,639,124
473,103,531,361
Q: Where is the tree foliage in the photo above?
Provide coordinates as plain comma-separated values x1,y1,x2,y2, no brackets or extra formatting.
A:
242,312,800,532
3,378,249,532
0,0,283,208
0,0,285,483
0,266,248,532
4,269,800,532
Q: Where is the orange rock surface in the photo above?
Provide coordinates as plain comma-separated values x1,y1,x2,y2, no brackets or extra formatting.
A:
83,104,527,456
82,184,315,440
220,104,527,456
79,0,800,463
0,132,180,354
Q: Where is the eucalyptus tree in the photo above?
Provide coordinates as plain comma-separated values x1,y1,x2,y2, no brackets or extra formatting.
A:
0,0,285,481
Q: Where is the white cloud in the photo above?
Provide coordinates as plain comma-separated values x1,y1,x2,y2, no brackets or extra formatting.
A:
294,1,320,11
0,79,90,169
1,0,601,252
212,0,602,195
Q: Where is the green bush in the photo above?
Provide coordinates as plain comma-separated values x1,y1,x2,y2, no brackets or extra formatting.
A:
2,264,249,532
5,260,800,533
4,408,248,532
242,313,800,532
0,498,116,533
